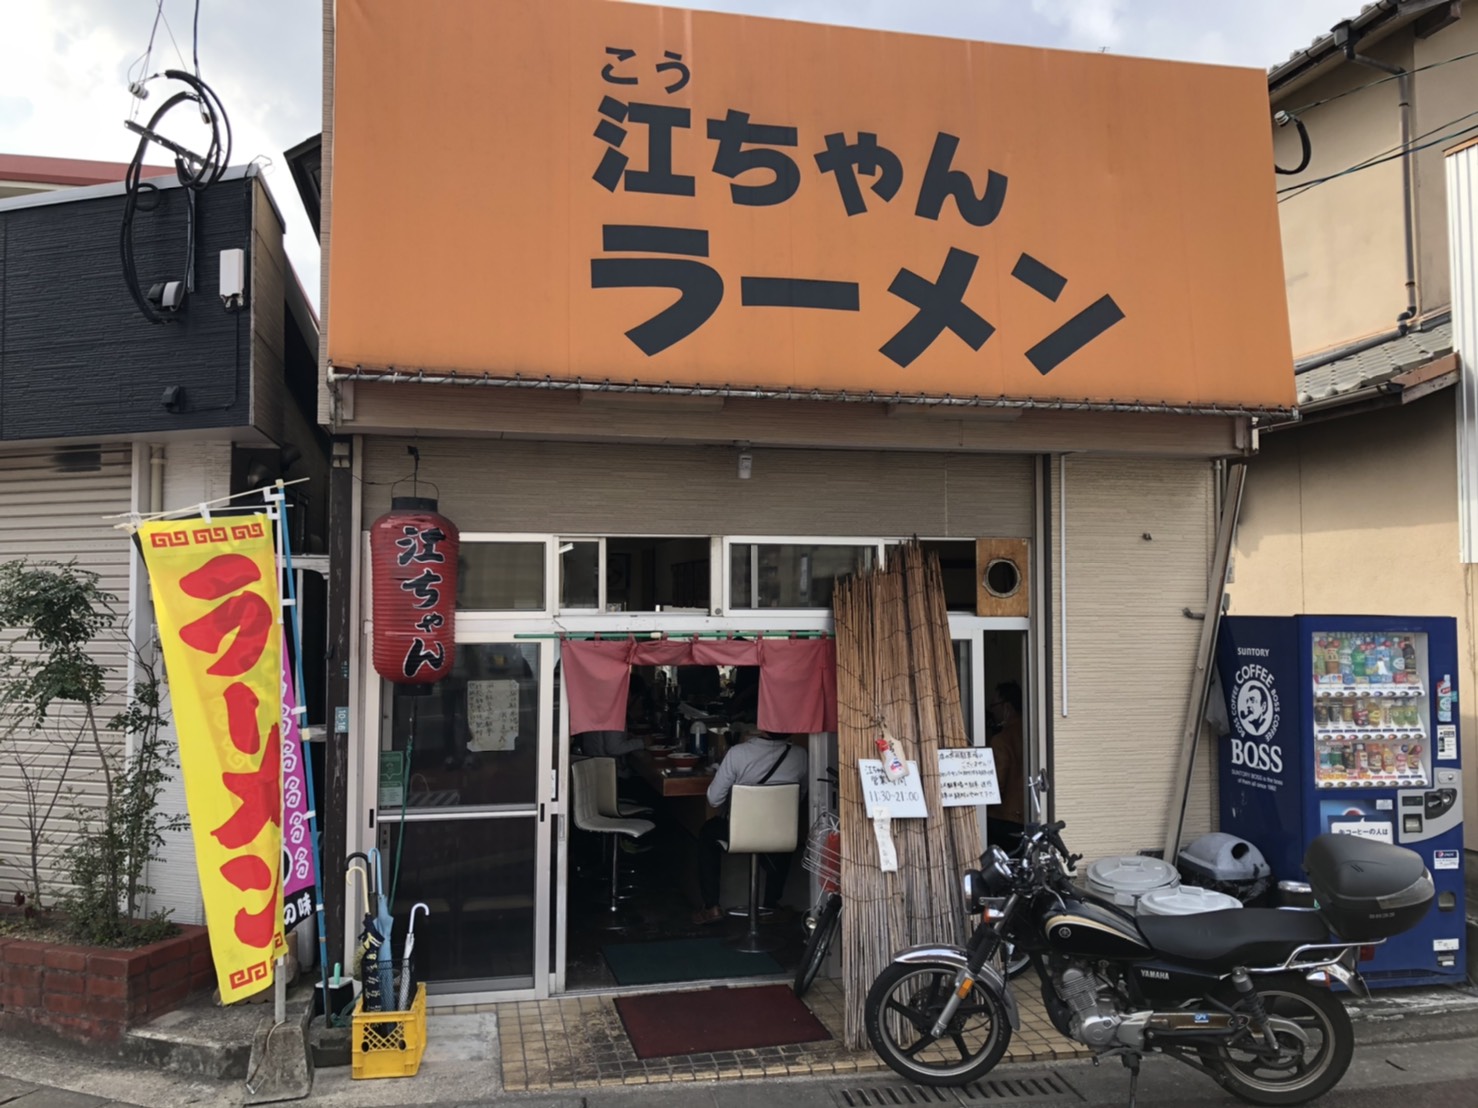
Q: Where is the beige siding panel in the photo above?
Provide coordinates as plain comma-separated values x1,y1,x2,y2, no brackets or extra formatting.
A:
0,446,133,904
1050,457,1215,857
1230,395,1477,852
362,439,1034,539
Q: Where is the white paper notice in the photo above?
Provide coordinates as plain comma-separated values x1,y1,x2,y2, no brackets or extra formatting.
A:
467,679,520,751
872,806,899,873
937,747,1001,806
1437,725,1457,761
1433,849,1460,871
1331,819,1393,843
859,759,928,819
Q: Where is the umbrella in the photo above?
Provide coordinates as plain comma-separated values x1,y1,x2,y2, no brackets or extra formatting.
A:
368,848,397,1008
398,902,430,1011
346,852,386,1013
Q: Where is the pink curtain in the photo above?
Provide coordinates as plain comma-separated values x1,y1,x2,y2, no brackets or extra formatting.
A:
562,637,837,736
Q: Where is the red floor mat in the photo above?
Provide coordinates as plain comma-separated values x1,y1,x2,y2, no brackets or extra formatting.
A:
615,984,832,1059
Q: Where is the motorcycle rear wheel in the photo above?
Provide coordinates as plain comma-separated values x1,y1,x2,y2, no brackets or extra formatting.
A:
1201,977,1353,1106
865,961,1012,1087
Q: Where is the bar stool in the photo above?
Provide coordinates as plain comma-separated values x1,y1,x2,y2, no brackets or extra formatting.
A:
592,755,654,820
571,757,654,930
721,783,800,954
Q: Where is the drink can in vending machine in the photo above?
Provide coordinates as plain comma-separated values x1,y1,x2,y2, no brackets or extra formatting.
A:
1314,702,1329,726
1368,702,1383,727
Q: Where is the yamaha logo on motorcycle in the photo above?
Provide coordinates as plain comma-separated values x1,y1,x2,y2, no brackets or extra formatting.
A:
864,772,1436,1107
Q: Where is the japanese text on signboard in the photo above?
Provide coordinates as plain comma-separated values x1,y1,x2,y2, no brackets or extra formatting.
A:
589,47,1123,370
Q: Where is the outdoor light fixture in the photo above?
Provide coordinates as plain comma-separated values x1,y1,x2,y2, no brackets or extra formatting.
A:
737,450,753,480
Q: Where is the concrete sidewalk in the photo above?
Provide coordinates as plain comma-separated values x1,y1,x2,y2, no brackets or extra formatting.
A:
0,985,1475,1107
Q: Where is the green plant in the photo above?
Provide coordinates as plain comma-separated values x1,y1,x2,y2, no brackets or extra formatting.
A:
0,561,117,910
0,559,183,945
61,648,184,947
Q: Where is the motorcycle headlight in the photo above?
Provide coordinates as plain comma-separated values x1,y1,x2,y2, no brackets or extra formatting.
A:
962,849,1013,911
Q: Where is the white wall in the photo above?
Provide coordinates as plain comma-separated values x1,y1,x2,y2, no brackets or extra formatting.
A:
140,440,235,925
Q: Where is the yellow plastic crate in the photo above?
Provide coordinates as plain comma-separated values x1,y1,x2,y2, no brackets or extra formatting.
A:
351,982,427,1079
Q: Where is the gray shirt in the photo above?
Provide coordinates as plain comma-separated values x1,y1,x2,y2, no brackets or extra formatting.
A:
707,738,808,808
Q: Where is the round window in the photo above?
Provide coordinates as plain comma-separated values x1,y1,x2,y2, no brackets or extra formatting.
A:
982,558,1021,599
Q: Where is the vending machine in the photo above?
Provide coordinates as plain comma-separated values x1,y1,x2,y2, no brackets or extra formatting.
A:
1215,615,1465,988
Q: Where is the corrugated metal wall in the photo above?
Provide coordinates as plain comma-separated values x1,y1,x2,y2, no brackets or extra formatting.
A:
1050,456,1217,856
0,445,133,906
361,439,1035,538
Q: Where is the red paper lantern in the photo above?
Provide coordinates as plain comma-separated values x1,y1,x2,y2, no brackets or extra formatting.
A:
371,496,459,684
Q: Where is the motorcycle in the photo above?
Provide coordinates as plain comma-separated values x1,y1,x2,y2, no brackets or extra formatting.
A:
865,774,1435,1106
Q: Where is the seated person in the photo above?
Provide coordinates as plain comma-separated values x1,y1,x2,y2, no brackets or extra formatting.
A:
692,726,807,925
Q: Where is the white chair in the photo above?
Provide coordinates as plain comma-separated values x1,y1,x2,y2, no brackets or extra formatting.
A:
571,757,654,930
592,755,654,820
722,783,800,953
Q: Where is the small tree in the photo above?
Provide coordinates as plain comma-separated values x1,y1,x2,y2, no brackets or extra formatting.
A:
0,561,117,911
62,645,183,945
0,560,182,945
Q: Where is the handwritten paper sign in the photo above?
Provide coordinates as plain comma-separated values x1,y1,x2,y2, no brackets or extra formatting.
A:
859,759,928,819
937,747,1001,807
872,806,899,873
467,679,520,751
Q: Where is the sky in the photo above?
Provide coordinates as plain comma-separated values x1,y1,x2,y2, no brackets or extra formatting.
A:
0,1,1362,308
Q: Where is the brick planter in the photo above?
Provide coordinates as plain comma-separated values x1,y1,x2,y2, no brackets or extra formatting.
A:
0,925,213,1044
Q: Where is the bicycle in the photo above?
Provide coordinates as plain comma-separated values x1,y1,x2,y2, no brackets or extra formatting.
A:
791,767,1029,996
793,768,841,998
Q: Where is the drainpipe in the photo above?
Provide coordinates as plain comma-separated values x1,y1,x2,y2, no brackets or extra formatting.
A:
1336,20,1419,331
148,444,165,514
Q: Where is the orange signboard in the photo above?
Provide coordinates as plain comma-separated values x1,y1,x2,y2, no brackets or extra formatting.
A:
329,0,1294,410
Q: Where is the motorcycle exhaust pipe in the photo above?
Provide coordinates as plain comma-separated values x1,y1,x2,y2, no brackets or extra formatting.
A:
1146,1012,1236,1038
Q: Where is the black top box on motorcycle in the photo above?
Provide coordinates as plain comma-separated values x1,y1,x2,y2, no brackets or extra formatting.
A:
1303,833,1433,940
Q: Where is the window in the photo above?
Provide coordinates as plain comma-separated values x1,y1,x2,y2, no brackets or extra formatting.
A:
920,540,979,612
606,537,710,612
730,543,874,609
559,540,600,609
458,542,545,610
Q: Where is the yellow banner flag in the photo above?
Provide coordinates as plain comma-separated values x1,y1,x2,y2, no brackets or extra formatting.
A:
139,515,287,1003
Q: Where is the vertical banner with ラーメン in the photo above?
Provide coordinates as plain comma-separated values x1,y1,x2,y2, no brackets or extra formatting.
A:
139,515,287,1003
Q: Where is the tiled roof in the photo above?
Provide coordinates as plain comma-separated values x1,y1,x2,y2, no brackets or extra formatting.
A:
1293,320,1453,405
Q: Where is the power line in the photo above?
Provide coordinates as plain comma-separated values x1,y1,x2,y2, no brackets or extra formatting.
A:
1277,108,1478,203
1282,47,1478,117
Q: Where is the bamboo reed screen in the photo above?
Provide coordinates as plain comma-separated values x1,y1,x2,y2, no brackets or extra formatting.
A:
833,542,983,1048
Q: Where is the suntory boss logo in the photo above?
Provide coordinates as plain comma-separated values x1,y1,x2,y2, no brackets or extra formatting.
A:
1230,663,1283,773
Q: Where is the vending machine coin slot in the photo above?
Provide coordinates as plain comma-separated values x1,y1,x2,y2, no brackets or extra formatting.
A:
1424,789,1457,821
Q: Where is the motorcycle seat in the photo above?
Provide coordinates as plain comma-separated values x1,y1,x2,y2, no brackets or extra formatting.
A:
1137,908,1330,970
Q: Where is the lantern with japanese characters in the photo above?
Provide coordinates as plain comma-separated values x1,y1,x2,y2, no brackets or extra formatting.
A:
371,496,459,684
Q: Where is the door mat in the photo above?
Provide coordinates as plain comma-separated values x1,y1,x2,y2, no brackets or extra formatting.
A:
601,937,782,986
615,984,831,1059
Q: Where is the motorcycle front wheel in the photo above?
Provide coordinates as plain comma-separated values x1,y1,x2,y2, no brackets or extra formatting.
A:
1201,976,1354,1106
864,961,1012,1087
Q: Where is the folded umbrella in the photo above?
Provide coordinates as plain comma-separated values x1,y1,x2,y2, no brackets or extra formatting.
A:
346,852,385,1013
398,902,429,1011
368,847,397,1008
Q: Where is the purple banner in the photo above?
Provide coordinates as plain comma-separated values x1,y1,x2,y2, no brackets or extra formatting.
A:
280,644,316,932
